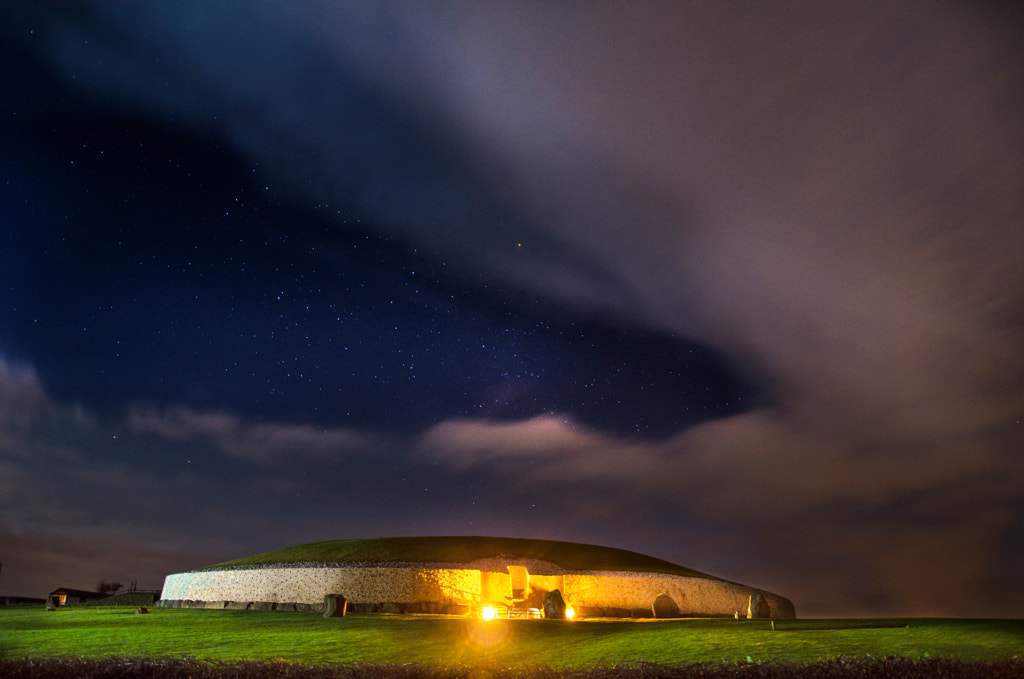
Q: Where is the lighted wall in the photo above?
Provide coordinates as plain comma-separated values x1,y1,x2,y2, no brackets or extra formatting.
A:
478,569,508,605
159,562,795,619
162,565,483,606
562,571,794,618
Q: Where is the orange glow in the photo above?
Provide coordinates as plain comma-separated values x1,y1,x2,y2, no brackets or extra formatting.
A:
565,607,575,620
481,605,496,620
462,615,512,652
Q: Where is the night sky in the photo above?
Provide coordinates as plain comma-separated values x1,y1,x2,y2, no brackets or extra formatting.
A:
2,2,1022,618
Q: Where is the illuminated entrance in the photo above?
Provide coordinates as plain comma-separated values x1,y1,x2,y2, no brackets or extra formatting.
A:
507,565,528,602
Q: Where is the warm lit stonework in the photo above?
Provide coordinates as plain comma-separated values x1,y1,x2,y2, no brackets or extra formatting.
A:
159,549,795,619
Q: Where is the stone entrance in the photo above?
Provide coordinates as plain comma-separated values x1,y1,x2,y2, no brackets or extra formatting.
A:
507,565,529,602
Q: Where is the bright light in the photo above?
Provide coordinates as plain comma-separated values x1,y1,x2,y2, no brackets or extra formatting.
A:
481,605,496,620
565,607,575,620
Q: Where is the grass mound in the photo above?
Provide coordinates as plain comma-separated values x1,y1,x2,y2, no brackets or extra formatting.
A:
210,536,714,578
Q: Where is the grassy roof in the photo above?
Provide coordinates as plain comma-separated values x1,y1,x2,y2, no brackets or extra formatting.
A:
209,536,718,579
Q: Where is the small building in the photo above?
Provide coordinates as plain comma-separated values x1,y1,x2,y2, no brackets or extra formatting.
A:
49,587,106,606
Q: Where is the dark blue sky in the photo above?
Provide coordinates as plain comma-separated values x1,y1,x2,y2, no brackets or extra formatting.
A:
1,2,1022,619
2,110,752,438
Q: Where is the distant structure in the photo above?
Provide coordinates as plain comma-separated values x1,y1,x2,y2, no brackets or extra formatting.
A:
159,537,796,619
48,587,106,607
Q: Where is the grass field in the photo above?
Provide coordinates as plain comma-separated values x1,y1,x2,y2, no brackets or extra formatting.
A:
1,606,1021,670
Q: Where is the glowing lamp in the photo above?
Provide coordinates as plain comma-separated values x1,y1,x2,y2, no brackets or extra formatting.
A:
565,607,575,620
481,605,496,620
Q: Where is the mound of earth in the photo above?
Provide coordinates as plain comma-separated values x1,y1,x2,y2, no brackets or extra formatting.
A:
210,536,717,579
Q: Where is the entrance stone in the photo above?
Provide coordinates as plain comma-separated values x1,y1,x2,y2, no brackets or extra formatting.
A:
543,589,567,619
747,592,770,619
323,594,347,618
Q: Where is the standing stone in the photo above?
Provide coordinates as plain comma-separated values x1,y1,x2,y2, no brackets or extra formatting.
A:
543,589,567,619
323,594,347,618
747,592,770,619
652,593,680,618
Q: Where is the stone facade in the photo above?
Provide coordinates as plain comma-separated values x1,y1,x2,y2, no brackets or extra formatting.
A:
159,559,795,619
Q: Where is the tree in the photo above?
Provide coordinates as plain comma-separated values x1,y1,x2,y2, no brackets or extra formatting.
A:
96,580,124,595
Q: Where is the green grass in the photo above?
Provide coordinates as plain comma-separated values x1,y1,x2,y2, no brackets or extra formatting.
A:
210,536,715,579
1,607,1021,668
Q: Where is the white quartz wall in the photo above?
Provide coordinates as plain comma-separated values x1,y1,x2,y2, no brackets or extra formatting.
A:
563,571,795,618
161,566,482,605
160,565,795,618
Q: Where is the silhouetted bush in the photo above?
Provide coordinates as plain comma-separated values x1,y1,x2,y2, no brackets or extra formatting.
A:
96,580,125,596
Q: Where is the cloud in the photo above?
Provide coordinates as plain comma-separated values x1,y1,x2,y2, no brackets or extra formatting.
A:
0,357,62,452
0,357,231,591
416,409,1022,524
19,4,1023,356
32,2,1022,432
412,409,1024,617
4,3,1023,617
416,415,672,486
363,7,1024,616
0,355,400,594
126,407,391,467
419,415,618,465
